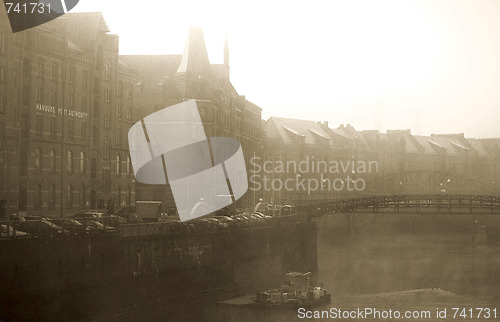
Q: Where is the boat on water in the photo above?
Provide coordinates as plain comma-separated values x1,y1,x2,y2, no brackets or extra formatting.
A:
219,272,331,309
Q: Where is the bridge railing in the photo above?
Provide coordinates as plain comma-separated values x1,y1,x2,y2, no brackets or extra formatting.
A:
295,194,500,216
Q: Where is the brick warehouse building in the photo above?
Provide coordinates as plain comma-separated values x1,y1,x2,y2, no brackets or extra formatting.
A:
121,28,263,212
1,9,500,219
0,11,137,218
262,118,500,206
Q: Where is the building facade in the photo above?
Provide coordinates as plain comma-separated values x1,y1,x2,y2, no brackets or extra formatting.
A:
2,9,498,219
121,28,263,212
0,11,136,218
262,118,500,206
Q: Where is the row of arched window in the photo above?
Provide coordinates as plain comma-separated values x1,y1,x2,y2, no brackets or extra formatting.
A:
34,148,86,173
33,148,133,176
33,184,132,210
115,154,132,175
34,58,89,89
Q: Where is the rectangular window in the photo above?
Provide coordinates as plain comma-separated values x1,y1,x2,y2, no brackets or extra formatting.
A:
82,71,87,89
36,114,43,137
81,97,87,112
21,115,29,138
34,185,42,209
104,138,110,160
102,169,111,191
127,106,131,120
51,90,57,105
69,67,75,85
19,153,27,176
67,151,73,173
35,149,42,173
69,94,74,108
0,66,5,82
68,119,74,139
116,155,121,175
37,61,43,78
66,184,73,209
80,185,86,208
22,86,30,106
0,96,5,114
80,152,86,173
50,150,56,173
104,90,111,103
49,185,56,210
22,58,31,79
80,122,86,140
50,117,56,138
116,127,121,145
0,33,5,55
51,64,58,81
104,114,110,128
36,87,43,102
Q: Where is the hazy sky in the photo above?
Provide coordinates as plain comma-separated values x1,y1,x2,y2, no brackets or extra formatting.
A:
73,0,500,138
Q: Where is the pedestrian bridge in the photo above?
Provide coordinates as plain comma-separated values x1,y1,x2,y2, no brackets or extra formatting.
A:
295,194,500,217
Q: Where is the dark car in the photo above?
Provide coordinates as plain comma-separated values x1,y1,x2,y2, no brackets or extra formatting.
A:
16,220,62,236
212,216,234,228
52,219,90,234
75,219,115,232
115,206,142,224
0,224,29,237
101,214,127,227
71,211,104,220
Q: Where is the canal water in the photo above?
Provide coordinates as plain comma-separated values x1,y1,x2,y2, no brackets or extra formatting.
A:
95,214,500,321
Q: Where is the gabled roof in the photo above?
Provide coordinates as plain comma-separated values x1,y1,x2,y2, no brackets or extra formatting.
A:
430,134,475,156
412,136,441,154
63,12,110,50
120,55,182,76
467,139,490,158
386,129,423,154
120,55,182,90
264,117,330,146
176,27,211,76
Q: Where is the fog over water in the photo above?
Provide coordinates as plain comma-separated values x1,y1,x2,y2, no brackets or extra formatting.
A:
102,213,500,321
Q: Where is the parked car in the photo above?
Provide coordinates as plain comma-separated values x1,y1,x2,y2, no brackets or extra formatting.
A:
71,211,104,219
75,219,115,232
115,206,143,224
101,214,127,227
232,214,251,227
0,224,29,237
23,215,52,221
212,216,234,227
52,219,90,234
16,220,62,236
